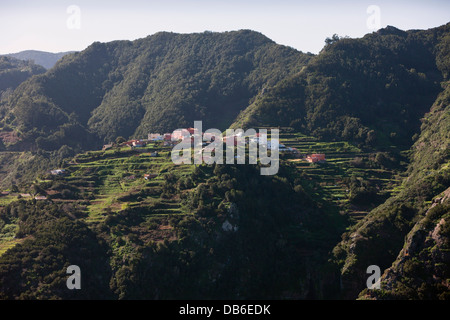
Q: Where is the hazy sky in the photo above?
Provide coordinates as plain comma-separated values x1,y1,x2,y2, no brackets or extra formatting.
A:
1,0,449,54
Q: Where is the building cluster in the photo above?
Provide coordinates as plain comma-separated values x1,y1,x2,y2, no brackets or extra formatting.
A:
148,128,216,144
100,129,325,163
102,139,148,151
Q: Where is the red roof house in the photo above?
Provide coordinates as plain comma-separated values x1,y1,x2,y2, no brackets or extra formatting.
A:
306,154,326,163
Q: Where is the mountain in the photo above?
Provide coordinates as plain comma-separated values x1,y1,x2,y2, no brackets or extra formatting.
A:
361,187,450,300
0,56,45,98
0,155,345,299
4,50,76,70
0,25,449,300
3,26,449,153
232,24,449,149
353,93,450,300
0,56,46,134
1,30,312,151
332,30,450,299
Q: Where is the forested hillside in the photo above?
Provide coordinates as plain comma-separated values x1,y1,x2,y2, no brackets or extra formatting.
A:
0,162,345,299
233,24,450,149
0,56,45,102
332,31,450,299
1,30,311,151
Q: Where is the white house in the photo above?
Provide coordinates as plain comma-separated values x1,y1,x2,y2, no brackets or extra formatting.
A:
51,169,66,175
148,133,163,141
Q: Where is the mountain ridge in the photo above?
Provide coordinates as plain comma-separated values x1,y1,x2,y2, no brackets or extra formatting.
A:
3,50,76,70
1,30,312,150
232,23,450,149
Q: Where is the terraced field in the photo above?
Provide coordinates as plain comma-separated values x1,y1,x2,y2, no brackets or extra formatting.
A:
0,131,406,256
62,144,195,225
278,131,405,222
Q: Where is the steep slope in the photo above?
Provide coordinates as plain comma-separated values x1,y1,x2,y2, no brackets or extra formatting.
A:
230,26,450,298
0,57,46,151
2,30,311,150
0,56,45,100
332,70,450,298
0,160,344,299
358,83,450,300
4,50,76,70
360,188,450,300
232,24,450,149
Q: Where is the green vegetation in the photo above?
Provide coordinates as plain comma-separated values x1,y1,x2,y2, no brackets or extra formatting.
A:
0,56,45,99
333,78,450,299
359,201,450,300
0,23,450,300
233,24,450,150
0,142,347,299
1,30,312,151
0,201,112,299
279,131,404,222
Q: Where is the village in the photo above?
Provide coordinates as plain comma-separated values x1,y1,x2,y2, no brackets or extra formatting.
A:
0,128,330,207
101,128,327,164
95,127,328,183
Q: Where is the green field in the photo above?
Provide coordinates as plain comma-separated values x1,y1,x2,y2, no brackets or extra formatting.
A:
63,145,195,225
278,131,404,222
0,223,21,256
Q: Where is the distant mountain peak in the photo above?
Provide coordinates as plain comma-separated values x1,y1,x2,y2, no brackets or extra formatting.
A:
3,50,76,69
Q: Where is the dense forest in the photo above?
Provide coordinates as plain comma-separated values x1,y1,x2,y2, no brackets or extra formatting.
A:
0,23,449,300
0,56,46,103
334,75,450,299
232,24,450,149
0,164,346,299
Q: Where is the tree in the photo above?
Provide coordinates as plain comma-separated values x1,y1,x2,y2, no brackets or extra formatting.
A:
31,184,46,197
116,136,126,144
325,34,341,46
